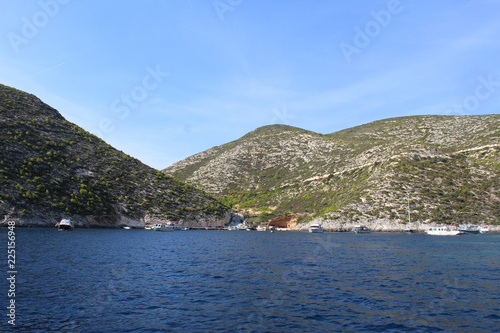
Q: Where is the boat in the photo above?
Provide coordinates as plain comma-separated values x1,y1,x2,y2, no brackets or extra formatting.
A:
308,223,324,233
426,225,462,236
403,194,417,233
56,218,74,231
479,226,489,234
352,225,371,233
256,225,267,231
122,226,132,230
151,222,177,231
459,224,481,234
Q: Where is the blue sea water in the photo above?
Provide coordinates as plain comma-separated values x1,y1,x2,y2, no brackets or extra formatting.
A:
1,229,499,332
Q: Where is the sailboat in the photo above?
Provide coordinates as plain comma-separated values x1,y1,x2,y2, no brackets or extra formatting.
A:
404,196,416,233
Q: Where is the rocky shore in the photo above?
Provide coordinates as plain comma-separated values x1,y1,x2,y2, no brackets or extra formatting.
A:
1,211,231,229
297,218,500,232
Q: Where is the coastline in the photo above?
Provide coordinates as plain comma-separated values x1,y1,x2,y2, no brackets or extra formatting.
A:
1,214,498,232
297,218,500,233
0,211,231,229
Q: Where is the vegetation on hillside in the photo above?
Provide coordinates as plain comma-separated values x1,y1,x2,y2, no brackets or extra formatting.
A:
0,84,228,226
165,116,500,224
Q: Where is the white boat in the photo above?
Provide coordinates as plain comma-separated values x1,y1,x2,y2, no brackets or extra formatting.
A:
256,225,267,231
56,219,74,231
122,226,132,230
426,225,462,236
479,226,489,234
308,223,324,233
352,225,371,233
152,222,177,231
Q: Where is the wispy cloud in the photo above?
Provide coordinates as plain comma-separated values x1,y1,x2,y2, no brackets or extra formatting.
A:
1,1,499,168
33,62,66,76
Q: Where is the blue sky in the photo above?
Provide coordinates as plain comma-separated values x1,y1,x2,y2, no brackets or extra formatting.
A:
1,0,499,169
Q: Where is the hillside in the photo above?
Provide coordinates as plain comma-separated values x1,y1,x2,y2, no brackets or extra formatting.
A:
0,84,229,228
164,115,500,226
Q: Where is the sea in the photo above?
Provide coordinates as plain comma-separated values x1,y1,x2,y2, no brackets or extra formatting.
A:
1,228,499,332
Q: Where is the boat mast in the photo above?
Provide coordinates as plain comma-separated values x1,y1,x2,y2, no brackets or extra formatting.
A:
405,188,411,224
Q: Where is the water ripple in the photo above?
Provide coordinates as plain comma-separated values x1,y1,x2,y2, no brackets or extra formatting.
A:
5,229,499,332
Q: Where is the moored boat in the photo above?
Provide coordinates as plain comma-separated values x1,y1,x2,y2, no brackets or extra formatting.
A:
352,225,371,233
56,218,74,231
152,222,177,231
426,225,462,236
479,226,489,234
459,224,480,234
403,195,417,233
256,225,267,231
309,223,324,233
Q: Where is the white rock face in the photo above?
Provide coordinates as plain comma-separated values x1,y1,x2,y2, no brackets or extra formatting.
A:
165,116,500,226
166,116,500,195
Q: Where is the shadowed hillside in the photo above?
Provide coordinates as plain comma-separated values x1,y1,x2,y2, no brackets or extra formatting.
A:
0,84,228,228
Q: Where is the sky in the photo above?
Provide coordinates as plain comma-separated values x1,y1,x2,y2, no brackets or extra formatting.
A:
1,0,499,169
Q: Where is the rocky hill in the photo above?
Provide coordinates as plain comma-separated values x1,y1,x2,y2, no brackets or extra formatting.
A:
165,115,500,227
0,84,229,228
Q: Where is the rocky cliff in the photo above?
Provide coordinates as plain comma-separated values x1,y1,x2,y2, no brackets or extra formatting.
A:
165,115,500,227
0,84,229,228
